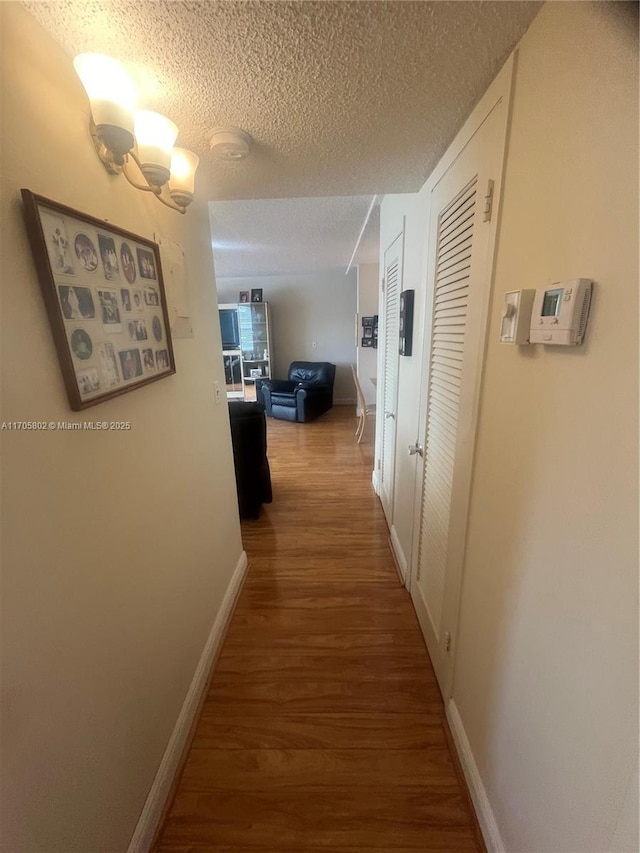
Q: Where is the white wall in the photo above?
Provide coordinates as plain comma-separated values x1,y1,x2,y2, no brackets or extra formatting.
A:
217,271,357,403
452,4,639,850
381,2,639,851
0,5,244,851
356,262,379,408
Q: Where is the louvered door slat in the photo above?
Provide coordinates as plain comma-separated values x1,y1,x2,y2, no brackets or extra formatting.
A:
434,341,465,357
438,186,477,229
427,405,459,439
436,254,473,279
435,285,469,304
432,354,463,371
438,219,474,256
438,227,473,260
426,419,459,457
434,308,467,322
432,366,462,388
417,176,477,638
425,429,456,469
429,390,460,421
434,320,466,332
423,462,455,507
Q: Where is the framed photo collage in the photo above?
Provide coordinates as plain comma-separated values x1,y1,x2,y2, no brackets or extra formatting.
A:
21,190,176,411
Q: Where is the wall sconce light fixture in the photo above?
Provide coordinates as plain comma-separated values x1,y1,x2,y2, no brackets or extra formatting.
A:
74,53,199,214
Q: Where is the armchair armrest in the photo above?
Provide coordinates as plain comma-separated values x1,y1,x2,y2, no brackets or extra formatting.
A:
294,382,330,397
294,382,333,422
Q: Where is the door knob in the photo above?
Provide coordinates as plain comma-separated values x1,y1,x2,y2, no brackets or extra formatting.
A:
385,412,395,419
408,443,424,457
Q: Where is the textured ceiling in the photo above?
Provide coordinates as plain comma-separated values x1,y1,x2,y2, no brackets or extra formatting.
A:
25,0,542,202
210,196,379,278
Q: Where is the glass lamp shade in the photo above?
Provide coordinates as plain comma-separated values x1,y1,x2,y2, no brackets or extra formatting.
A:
74,53,136,156
169,148,199,207
134,110,178,187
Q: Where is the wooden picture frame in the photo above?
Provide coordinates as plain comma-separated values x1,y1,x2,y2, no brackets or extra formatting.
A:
21,190,176,411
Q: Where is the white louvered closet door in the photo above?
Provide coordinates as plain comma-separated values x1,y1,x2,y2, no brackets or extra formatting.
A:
379,231,403,526
412,101,505,697
419,178,477,633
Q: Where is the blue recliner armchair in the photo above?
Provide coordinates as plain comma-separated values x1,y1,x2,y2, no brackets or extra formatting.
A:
260,361,336,422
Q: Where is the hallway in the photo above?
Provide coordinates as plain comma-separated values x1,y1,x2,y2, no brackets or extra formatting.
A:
155,407,482,851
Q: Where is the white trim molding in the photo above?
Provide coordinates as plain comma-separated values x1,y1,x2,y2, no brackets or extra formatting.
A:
389,524,408,586
447,699,505,853
127,550,248,853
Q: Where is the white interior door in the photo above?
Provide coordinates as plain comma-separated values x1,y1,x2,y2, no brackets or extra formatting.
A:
411,102,506,698
379,230,403,525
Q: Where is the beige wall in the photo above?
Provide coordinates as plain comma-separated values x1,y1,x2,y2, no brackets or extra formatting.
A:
356,262,379,408
0,5,243,851
452,3,638,850
217,271,357,403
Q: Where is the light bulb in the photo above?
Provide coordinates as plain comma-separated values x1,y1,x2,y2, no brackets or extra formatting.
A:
74,53,136,156
169,148,199,207
134,110,178,187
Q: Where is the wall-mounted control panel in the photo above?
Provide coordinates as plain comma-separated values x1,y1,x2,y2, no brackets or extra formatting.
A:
499,289,536,345
529,279,593,346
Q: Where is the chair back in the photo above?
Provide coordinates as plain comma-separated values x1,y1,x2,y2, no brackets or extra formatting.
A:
288,361,336,392
351,364,368,415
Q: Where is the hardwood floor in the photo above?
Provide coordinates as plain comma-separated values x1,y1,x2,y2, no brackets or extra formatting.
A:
155,407,482,852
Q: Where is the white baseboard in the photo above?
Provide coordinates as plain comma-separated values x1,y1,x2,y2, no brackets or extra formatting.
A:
127,550,248,853
389,524,408,586
446,699,505,853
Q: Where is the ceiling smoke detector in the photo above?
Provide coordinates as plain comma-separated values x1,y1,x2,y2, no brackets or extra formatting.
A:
210,127,252,161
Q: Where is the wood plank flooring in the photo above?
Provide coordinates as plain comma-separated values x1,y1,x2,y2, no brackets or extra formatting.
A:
155,407,482,852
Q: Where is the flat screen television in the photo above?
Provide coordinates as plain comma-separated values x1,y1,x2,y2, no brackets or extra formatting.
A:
219,308,240,349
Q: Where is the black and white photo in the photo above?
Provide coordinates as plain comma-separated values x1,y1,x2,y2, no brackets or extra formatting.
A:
120,242,137,284
119,348,143,381
98,342,120,388
144,286,159,306
152,316,163,342
76,368,100,395
98,234,120,281
137,247,157,280
142,348,155,373
98,289,122,333
70,328,93,361
40,210,75,275
74,232,98,272
58,285,95,320
155,349,169,370
128,319,148,342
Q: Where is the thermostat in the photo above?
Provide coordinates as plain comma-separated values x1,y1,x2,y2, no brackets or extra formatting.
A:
530,279,593,346
499,289,535,345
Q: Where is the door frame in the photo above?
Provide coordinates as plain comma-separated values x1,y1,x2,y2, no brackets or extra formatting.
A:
408,53,516,700
374,223,405,528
